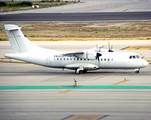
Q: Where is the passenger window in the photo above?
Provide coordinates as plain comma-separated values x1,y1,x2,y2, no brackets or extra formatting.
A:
64,58,65,60
77,58,79,60
80,58,82,60
60,58,62,60
108,59,109,61
101,58,103,61
57,58,59,60
67,58,69,60
104,59,106,61
70,58,72,60
133,56,136,58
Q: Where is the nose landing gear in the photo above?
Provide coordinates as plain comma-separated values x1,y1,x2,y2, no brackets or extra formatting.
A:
135,68,140,74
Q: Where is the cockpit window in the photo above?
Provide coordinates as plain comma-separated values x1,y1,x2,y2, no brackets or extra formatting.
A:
129,55,140,59
136,55,140,58
129,56,132,59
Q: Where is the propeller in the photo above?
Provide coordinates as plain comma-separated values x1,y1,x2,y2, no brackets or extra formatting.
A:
95,45,102,61
96,52,102,61
108,42,114,52
94,45,102,65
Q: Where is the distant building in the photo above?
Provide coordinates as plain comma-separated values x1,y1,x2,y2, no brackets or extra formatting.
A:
0,0,62,1
1,0,42,1
60,0,80,3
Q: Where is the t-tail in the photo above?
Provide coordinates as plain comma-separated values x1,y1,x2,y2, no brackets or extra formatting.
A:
4,24,57,66
4,24,39,54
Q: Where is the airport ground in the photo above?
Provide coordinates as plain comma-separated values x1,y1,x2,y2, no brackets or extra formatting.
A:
1,0,151,14
0,0,151,119
0,41,151,120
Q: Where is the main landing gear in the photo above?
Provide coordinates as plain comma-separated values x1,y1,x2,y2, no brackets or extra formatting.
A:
75,68,87,75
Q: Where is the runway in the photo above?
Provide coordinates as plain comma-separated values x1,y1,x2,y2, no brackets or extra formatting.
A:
0,63,151,120
0,41,151,120
0,89,150,120
0,62,151,86
0,0,151,22
1,12,151,21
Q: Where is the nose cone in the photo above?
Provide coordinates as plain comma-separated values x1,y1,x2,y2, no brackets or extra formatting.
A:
143,60,149,67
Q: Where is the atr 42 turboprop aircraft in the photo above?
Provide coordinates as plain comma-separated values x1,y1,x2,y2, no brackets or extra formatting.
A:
4,24,148,74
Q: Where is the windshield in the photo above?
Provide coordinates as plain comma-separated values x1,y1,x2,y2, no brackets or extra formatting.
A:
129,55,140,59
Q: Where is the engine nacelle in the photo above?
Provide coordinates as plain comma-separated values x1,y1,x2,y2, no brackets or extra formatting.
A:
78,51,96,60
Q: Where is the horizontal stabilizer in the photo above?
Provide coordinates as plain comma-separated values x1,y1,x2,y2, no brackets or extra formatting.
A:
4,28,19,31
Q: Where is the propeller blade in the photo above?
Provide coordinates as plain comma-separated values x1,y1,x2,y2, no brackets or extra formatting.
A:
108,41,114,52
96,52,102,61
108,42,110,50
111,44,113,50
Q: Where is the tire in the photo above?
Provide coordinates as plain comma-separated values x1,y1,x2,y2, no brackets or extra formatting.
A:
135,71,139,74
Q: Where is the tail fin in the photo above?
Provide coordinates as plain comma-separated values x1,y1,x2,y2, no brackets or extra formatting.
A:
4,24,38,53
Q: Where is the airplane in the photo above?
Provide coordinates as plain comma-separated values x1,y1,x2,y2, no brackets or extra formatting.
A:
4,24,148,74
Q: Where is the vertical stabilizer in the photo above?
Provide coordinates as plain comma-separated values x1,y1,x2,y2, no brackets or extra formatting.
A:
4,24,38,53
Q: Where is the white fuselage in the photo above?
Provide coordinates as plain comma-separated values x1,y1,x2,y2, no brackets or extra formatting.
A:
5,48,148,71
4,24,148,74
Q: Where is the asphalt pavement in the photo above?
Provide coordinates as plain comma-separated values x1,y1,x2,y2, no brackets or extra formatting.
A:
0,12,151,21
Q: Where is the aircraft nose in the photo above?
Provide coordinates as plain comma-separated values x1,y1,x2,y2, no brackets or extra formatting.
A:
142,60,149,67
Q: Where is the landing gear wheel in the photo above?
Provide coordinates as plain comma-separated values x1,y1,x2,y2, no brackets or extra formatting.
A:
79,70,83,74
135,71,139,74
75,66,85,75
83,69,87,73
135,68,140,74
75,69,84,75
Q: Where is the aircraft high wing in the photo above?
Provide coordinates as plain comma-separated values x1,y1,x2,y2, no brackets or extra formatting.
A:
62,45,104,60
4,24,148,74
62,52,84,57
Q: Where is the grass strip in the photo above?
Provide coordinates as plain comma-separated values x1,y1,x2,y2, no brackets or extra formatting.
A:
0,85,151,89
1,22,151,41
